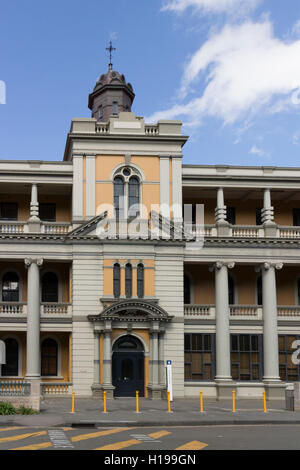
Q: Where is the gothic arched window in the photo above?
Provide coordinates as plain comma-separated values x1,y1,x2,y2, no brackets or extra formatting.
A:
2,272,19,302
113,263,121,298
128,177,140,218
42,272,59,303
41,338,58,376
137,264,144,298
125,263,132,298
114,177,125,220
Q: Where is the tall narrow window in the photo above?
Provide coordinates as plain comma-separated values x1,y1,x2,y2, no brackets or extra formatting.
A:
184,274,191,304
112,101,118,115
231,334,263,381
227,207,236,225
98,105,103,120
128,177,140,218
257,275,262,305
114,177,124,220
228,275,235,305
1,338,18,376
256,208,262,226
2,272,19,302
113,263,121,298
41,338,58,376
42,272,59,303
293,209,300,226
137,264,144,298
125,263,132,298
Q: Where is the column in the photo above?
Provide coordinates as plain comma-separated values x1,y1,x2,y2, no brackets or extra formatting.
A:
215,188,229,236
28,184,40,232
211,261,235,399
25,258,43,410
91,331,101,397
148,323,163,399
102,324,114,398
262,188,277,236
260,262,286,400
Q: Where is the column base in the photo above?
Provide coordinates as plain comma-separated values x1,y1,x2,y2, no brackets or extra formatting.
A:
91,384,103,398
216,221,230,237
263,381,286,401
27,378,41,411
147,385,166,400
263,223,277,237
215,379,236,400
101,384,115,399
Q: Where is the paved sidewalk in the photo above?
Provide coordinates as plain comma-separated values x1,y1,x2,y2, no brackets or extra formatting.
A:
0,396,299,427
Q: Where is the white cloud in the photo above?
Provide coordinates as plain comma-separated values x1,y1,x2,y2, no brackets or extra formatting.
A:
147,20,300,127
249,145,270,157
161,0,261,15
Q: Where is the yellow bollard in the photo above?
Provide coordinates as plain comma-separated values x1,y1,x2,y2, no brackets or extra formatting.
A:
71,391,75,413
263,391,267,413
232,390,236,413
168,391,171,413
103,391,107,413
136,390,139,413
200,391,203,413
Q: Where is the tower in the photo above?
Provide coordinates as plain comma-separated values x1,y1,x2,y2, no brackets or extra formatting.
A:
88,42,135,122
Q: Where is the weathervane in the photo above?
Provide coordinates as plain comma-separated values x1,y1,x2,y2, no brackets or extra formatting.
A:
106,41,116,70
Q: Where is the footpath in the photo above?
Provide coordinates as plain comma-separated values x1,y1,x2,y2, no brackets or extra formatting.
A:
0,396,300,428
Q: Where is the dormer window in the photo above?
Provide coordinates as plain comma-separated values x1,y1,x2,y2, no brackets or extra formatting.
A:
112,101,118,115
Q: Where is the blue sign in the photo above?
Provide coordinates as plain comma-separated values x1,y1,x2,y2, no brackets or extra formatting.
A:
166,360,172,365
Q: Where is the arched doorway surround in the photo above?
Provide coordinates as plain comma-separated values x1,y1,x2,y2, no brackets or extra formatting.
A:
88,299,173,400
112,335,144,397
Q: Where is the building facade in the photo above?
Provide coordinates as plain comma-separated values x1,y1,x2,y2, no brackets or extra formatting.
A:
1,64,300,402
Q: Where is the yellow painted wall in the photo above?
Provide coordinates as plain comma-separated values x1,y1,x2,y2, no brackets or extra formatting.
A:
103,259,155,297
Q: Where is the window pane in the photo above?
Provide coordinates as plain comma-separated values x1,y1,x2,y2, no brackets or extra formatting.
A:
2,272,19,302
42,272,58,302
184,334,191,351
39,203,56,222
184,364,191,380
113,264,120,298
2,338,18,376
0,203,18,220
191,352,202,374
114,177,124,219
125,264,132,298
137,264,144,298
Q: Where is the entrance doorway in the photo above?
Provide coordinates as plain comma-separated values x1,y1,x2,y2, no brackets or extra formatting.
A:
112,335,144,397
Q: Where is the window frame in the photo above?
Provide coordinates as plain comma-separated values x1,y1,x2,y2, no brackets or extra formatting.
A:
184,333,216,382
113,263,121,299
231,334,263,382
41,337,58,377
137,263,144,299
279,334,300,382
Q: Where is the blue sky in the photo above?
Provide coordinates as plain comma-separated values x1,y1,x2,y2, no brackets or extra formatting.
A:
1,0,300,166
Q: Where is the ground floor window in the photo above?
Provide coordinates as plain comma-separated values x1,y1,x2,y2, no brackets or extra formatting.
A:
184,334,215,381
279,335,300,382
231,334,263,381
41,338,58,376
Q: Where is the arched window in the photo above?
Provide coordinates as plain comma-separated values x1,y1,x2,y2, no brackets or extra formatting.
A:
114,176,124,220
184,274,191,304
137,264,144,298
42,272,58,303
257,276,262,305
2,272,19,302
1,338,18,376
113,263,121,298
41,338,58,376
125,263,132,298
228,275,235,305
128,177,140,218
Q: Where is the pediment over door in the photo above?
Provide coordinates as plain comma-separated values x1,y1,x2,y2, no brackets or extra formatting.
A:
88,299,172,324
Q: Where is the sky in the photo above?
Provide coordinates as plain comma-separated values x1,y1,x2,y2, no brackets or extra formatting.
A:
1,0,300,166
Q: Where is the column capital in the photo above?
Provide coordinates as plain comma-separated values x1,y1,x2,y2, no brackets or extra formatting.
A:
24,258,43,268
209,261,235,272
255,262,283,273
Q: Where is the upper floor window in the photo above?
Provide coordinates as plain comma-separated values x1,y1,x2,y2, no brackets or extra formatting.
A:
112,101,118,115
0,203,18,221
113,263,121,298
227,207,236,225
257,275,262,305
125,263,132,298
98,105,103,120
2,272,19,302
113,167,141,220
137,264,144,299
293,209,300,226
42,272,58,303
39,203,56,222
256,208,262,226
184,274,191,304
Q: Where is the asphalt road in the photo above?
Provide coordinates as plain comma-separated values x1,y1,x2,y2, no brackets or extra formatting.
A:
0,424,300,452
